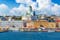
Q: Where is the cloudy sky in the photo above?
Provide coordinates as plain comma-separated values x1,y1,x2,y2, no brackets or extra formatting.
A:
0,0,60,16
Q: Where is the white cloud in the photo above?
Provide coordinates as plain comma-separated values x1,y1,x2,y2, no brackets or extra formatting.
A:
0,4,8,10
36,0,51,9
35,0,60,16
10,4,30,16
0,0,60,16
0,4,10,16
10,0,60,16
16,0,25,3
16,0,51,9
14,0,38,16
51,4,60,16
16,0,32,4
16,0,37,9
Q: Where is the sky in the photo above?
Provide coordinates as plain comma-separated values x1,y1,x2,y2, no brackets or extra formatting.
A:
0,0,60,16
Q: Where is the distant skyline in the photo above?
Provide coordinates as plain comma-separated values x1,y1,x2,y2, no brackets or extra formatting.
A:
0,0,60,16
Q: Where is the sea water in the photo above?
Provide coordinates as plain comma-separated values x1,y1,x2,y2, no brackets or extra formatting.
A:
0,32,60,40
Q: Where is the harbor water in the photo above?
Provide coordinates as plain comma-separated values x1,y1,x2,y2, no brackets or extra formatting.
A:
0,32,60,40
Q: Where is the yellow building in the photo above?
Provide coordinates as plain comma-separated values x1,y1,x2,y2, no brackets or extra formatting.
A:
26,20,56,29
48,22,56,28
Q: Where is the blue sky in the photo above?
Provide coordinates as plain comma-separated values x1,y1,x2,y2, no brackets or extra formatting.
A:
52,0,60,5
0,0,60,16
0,0,20,8
0,0,60,8
0,0,36,8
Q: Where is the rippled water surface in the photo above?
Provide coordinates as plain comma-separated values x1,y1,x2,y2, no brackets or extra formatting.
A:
0,32,60,40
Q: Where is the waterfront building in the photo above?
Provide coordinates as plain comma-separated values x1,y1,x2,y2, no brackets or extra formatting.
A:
56,16,60,28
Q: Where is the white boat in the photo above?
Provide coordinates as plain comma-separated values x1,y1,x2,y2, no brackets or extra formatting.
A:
48,29,55,32
9,27,19,32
